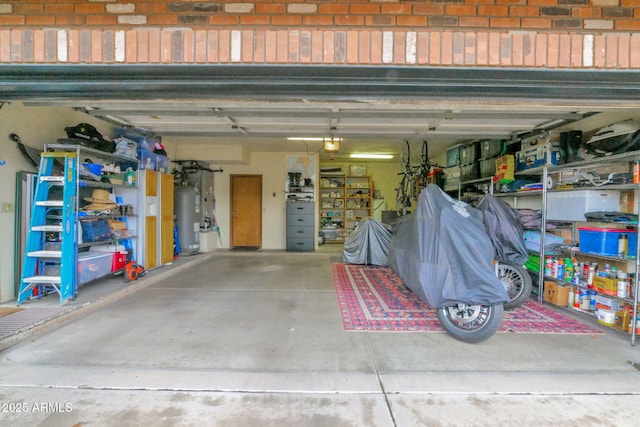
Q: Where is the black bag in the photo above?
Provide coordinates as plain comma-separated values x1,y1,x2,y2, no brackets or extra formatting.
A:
64,123,115,153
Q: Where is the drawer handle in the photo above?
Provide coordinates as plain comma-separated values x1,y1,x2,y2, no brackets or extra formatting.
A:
297,230,304,234
297,219,304,222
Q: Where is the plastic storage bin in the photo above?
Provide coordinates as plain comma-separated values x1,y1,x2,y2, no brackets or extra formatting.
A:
479,158,496,178
578,227,637,258
480,139,505,159
445,144,463,167
460,142,480,165
547,190,620,222
78,252,113,284
155,154,169,173
137,149,157,170
80,219,112,242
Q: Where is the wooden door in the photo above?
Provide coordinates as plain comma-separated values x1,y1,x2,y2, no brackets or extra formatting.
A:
230,174,262,248
145,216,157,269
160,172,175,264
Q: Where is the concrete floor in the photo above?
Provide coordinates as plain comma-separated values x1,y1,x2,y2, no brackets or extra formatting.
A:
1,247,640,426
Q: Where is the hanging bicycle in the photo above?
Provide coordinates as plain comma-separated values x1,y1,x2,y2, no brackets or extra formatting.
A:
395,140,414,216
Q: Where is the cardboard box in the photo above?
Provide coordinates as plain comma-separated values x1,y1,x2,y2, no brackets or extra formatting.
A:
544,281,570,306
593,276,617,296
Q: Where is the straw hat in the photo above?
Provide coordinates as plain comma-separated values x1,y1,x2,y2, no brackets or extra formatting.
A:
83,189,118,210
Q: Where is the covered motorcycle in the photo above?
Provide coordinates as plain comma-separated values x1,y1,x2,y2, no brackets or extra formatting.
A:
388,184,508,343
477,193,532,310
342,218,392,266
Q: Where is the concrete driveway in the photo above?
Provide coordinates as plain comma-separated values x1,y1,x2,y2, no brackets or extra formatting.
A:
1,250,640,426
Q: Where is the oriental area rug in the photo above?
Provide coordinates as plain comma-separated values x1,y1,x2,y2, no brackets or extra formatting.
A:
332,263,603,334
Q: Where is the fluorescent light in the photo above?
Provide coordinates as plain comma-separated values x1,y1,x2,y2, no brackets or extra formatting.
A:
349,153,394,159
287,137,325,141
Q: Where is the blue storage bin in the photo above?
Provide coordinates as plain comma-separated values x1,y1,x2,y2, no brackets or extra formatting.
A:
155,154,169,173
137,149,156,170
578,227,637,258
81,219,113,243
115,127,157,152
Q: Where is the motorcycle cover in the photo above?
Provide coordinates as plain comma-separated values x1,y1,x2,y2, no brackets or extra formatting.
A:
388,185,508,308
343,218,392,266
476,193,529,266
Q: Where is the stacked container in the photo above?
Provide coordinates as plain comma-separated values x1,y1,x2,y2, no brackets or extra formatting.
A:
459,141,480,182
478,139,507,178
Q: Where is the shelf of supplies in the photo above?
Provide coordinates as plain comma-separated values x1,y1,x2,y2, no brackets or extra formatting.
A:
460,176,493,185
573,251,637,262
494,190,543,197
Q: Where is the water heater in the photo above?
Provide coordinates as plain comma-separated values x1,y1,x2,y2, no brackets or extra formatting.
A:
174,185,200,255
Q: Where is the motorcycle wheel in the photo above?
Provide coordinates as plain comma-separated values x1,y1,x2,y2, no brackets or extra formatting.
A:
437,303,504,344
498,263,532,311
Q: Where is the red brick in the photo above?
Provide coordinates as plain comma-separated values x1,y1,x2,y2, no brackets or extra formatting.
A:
26,16,56,26
535,33,547,66
0,30,9,62
414,5,444,15
464,32,477,65
207,30,219,63
594,35,605,68
137,4,167,14
417,31,429,64
615,20,640,30
310,30,323,63
488,32,500,65
219,30,231,63
0,16,26,26
10,29,22,62
365,15,395,26
91,30,103,63
240,15,271,26
75,4,105,14
335,31,347,63
459,17,490,27
31,29,43,62
397,16,428,27
136,30,149,63
15,3,44,14
358,30,370,64
56,15,86,26
512,32,524,66
347,30,358,63
491,17,522,28
276,30,288,63
302,15,333,26
521,18,552,28
446,5,477,15
252,30,265,63
572,7,602,18
394,31,406,64
381,4,412,15
318,4,349,15
618,35,630,68
499,34,511,66
183,29,195,63
208,16,239,26
335,15,365,26
571,34,583,67
370,30,382,64
161,30,172,63
453,32,464,65
467,0,497,4
323,31,335,63
630,35,640,68
255,4,286,14
265,30,277,63
547,33,559,67
527,0,558,5
271,15,302,26
511,6,541,17
476,31,489,65
558,34,571,67
605,35,618,68
523,33,535,66
441,31,453,65
429,31,441,64
350,4,380,14
147,15,178,25
288,30,299,63
86,16,118,26
125,30,137,63
300,30,311,63
67,30,79,63
43,4,73,14
478,5,509,16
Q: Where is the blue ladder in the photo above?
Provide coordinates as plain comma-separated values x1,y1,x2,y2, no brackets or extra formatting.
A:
17,152,78,305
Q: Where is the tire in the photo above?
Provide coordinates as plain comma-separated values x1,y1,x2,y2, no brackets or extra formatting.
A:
437,303,504,344
498,263,532,311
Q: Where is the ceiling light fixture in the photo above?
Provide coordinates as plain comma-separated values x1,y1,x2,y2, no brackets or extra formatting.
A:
287,137,325,141
349,153,394,159
323,137,341,154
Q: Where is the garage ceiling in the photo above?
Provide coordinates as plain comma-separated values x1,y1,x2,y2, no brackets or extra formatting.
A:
3,65,640,162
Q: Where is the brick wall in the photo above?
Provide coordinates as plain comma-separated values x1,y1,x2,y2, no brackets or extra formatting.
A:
0,1,639,68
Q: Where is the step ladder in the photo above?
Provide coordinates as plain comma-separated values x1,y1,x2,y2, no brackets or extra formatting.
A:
17,152,78,305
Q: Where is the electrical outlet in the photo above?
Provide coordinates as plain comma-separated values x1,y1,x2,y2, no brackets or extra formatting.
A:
1,202,14,213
